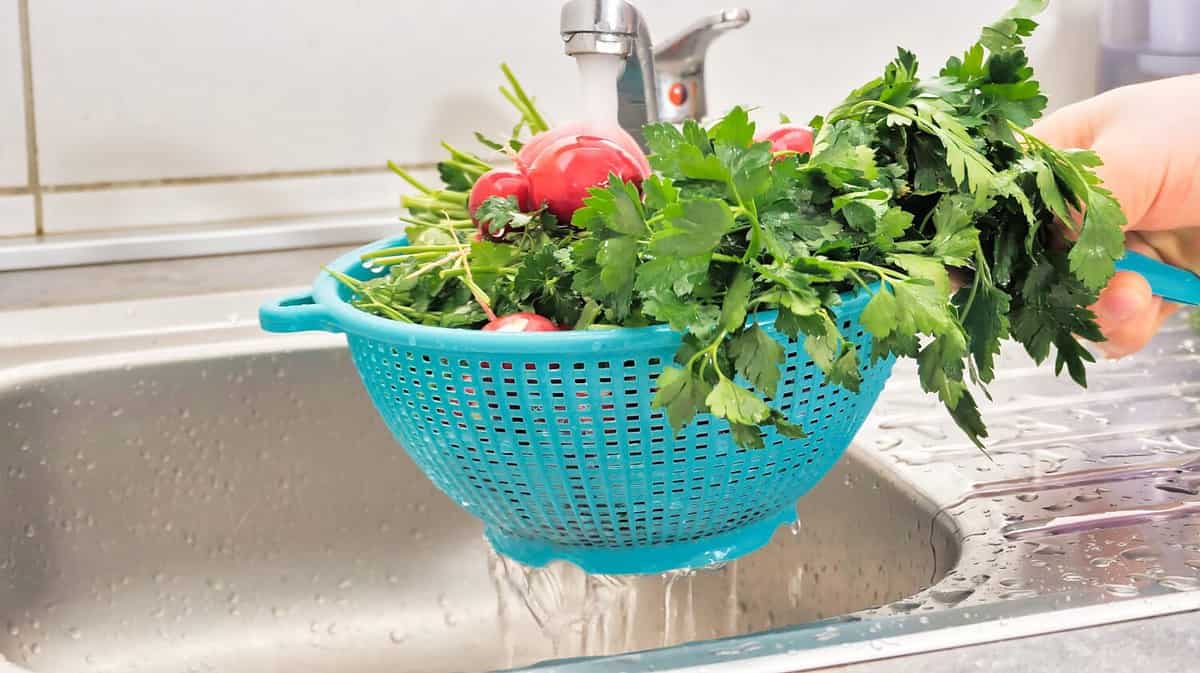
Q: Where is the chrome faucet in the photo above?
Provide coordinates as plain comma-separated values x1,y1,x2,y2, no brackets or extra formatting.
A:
559,0,750,146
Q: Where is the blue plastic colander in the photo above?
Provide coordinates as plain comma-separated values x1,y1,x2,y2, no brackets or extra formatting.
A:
260,236,896,574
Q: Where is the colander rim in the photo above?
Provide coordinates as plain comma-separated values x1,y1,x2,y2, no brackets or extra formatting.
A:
311,235,876,353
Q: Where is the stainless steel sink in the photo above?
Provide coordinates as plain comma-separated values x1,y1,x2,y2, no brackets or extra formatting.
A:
0,340,954,673
1,265,1198,673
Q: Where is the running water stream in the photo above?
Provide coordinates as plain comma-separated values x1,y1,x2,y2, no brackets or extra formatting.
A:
488,551,742,667
574,54,624,125
483,54,795,667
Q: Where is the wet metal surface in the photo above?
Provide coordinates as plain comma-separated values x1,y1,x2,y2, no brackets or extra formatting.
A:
0,271,1197,673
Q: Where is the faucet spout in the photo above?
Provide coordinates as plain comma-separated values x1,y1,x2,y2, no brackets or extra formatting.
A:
559,1,750,146
560,0,659,146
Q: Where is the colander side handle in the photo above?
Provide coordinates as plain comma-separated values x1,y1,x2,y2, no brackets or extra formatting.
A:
259,291,342,334
1115,250,1200,307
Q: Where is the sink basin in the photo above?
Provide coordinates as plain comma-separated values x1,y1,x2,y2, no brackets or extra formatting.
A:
2,270,1198,673
0,344,955,673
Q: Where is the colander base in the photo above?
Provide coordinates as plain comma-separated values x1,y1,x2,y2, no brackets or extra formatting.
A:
484,507,798,575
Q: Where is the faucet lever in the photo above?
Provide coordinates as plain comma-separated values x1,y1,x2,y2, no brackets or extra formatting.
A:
653,8,750,123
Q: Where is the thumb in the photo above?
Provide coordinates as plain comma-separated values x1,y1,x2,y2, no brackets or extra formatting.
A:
1031,96,1155,233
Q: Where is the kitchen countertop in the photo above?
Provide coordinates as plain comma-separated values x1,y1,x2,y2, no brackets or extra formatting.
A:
2,247,1198,673
833,609,1200,672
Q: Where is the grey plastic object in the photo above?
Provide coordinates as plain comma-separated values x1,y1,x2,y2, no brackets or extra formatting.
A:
1099,0,1200,91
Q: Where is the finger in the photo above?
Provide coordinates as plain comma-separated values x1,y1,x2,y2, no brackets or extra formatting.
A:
1090,271,1156,358
1028,97,1107,150
1095,296,1162,359
1087,134,1162,233
1097,300,1179,359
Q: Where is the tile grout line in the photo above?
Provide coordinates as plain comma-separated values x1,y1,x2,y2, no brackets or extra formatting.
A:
40,163,414,193
16,0,42,235
0,162,442,198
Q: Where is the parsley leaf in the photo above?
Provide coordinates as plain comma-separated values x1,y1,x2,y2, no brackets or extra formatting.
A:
650,198,735,257
729,325,786,397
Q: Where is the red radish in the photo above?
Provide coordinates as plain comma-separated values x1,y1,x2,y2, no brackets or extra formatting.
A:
469,169,534,240
527,135,648,223
518,122,650,176
469,169,533,220
757,125,814,156
483,312,559,333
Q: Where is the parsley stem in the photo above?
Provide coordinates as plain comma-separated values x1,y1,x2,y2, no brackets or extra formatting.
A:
401,195,468,218
845,270,875,294
388,161,433,194
362,245,458,260
685,329,727,373
439,266,516,278
397,216,474,229
829,259,906,281
574,300,602,330
732,196,764,263
433,190,469,206
500,63,550,134
440,142,493,171
368,251,448,266
441,160,488,179
712,253,741,264
960,241,993,318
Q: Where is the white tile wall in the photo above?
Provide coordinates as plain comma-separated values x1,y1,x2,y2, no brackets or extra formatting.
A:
0,196,35,238
41,170,429,235
0,0,28,189
3,0,1102,237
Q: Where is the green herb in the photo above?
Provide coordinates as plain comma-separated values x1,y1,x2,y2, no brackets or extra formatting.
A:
335,2,1126,450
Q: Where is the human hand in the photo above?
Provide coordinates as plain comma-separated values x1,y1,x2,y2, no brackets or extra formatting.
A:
1030,74,1200,358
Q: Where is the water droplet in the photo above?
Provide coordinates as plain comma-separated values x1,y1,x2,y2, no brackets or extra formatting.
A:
814,626,839,641
998,589,1038,600
1156,479,1200,496
23,524,35,538
1016,493,1038,502
1032,543,1065,556
1159,576,1200,592
930,588,974,605
1103,584,1139,597
1042,502,1073,512
389,629,407,644
1074,491,1103,502
1090,556,1117,568
67,627,81,640
1120,546,1159,561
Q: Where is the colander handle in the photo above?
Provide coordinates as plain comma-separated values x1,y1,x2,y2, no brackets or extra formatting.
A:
259,291,342,334
1115,250,1200,307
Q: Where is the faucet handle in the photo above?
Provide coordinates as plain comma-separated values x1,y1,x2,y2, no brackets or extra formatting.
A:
653,8,750,123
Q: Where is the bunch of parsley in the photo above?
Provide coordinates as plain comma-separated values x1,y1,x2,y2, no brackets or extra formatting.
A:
343,1,1126,450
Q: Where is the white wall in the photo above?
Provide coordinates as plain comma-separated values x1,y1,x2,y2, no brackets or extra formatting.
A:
0,0,1100,238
